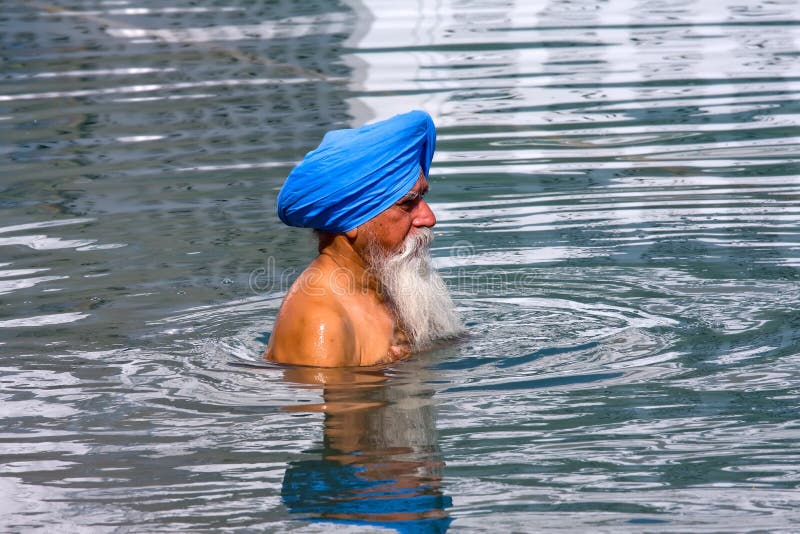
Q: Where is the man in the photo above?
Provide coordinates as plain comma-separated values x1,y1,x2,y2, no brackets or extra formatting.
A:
265,110,461,367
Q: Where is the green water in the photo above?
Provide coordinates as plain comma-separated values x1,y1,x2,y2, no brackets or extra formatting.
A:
1,0,799,531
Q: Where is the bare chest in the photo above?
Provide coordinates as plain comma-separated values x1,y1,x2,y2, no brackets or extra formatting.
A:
342,296,410,365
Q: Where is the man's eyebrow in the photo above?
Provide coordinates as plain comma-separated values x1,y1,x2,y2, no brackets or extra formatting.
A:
397,187,427,202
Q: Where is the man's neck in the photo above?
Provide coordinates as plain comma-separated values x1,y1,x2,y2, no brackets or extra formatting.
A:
318,234,382,294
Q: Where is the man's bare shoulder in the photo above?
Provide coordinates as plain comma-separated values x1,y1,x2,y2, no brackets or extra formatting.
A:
266,264,358,367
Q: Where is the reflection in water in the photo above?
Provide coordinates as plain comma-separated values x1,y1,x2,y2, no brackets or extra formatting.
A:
280,366,452,533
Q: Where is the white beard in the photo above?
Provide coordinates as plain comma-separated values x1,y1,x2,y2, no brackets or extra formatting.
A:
367,228,462,350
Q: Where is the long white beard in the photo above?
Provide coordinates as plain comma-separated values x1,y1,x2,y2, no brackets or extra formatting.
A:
367,228,462,350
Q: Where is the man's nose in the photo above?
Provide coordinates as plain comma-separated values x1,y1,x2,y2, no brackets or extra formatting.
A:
413,199,436,227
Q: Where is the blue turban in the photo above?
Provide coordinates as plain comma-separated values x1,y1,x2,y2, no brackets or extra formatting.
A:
276,110,436,233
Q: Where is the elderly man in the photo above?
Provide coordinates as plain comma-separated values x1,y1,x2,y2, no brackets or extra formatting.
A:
265,110,461,367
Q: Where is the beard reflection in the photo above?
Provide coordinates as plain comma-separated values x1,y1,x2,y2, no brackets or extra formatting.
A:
367,227,462,350
280,365,452,533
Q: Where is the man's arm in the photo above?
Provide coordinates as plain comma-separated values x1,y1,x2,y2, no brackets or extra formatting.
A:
266,298,358,367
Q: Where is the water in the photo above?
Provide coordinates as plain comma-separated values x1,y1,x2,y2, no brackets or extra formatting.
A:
2,0,799,531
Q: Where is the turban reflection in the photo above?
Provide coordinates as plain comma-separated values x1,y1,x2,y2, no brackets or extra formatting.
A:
277,110,436,233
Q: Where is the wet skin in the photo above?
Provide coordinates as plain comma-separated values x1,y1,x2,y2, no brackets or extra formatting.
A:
265,172,435,367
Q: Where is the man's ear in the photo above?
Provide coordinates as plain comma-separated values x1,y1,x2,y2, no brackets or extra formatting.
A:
344,227,358,241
